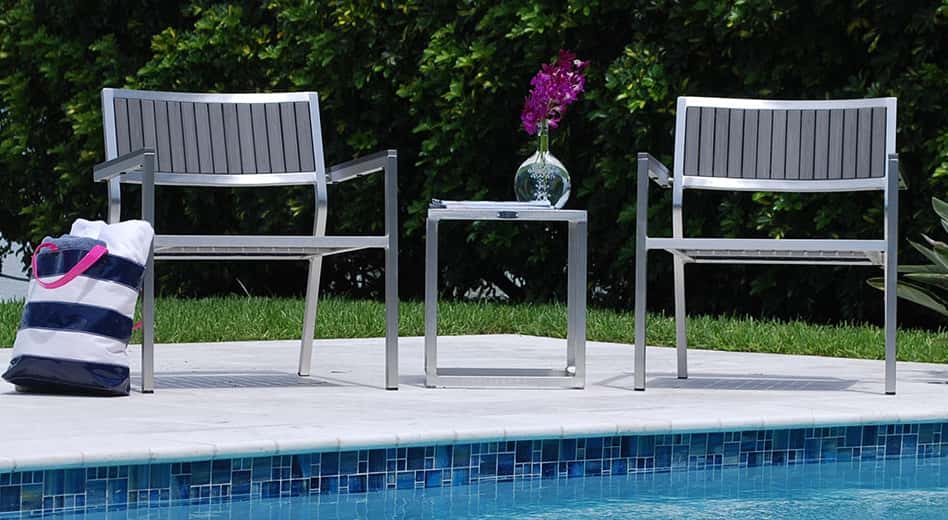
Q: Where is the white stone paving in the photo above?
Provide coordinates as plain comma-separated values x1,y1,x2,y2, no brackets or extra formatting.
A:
3,334,948,472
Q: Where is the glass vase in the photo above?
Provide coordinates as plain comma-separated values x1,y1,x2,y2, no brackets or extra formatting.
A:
514,121,570,208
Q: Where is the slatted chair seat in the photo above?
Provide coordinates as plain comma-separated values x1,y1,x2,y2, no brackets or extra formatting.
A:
634,96,900,394
646,238,886,265
154,235,388,258
92,89,399,392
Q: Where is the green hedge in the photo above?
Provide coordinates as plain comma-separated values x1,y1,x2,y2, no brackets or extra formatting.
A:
0,1,946,325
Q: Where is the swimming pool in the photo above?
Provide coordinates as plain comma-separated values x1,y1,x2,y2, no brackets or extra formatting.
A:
40,455,948,519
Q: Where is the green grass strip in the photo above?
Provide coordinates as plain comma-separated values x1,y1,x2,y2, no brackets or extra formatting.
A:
0,297,945,362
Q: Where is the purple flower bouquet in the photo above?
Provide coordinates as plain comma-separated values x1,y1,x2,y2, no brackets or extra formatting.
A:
521,50,589,136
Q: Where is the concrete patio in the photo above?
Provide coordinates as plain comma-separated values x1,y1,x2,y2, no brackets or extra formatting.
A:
3,334,948,472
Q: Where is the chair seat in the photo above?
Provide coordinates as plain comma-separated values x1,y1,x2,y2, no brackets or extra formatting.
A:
155,234,387,260
646,238,886,265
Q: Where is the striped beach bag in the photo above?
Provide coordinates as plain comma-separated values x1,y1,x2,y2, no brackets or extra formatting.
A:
2,219,153,396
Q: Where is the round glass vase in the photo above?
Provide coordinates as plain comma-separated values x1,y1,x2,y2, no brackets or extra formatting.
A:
514,121,571,208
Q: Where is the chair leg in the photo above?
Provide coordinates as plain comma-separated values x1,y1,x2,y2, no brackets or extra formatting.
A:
141,249,155,393
634,154,649,391
298,257,323,377
884,245,897,395
633,246,648,391
384,240,399,390
884,153,898,395
673,256,688,379
140,151,155,393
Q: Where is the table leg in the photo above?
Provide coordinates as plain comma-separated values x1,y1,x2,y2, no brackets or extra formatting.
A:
568,220,587,388
425,218,439,386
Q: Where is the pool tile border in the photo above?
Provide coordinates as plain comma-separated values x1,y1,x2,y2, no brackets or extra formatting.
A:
1,420,947,517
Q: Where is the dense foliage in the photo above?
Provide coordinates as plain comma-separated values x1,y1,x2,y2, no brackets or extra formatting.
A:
870,197,948,316
1,1,946,326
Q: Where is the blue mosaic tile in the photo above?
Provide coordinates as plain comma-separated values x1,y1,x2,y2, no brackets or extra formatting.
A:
320,476,338,494
395,473,413,490
85,480,106,507
451,444,471,467
107,478,127,505
886,435,901,457
452,468,469,486
560,438,576,460
368,449,386,473
585,460,602,476
19,483,41,511
655,445,671,469
5,421,948,517
231,471,250,496
479,454,497,477
212,460,231,485
172,475,190,500
127,465,147,491
586,437,603,460
497,453,514,477
339,452,358,475
42,470,63,497
904,434,919,454
261,481,279,498
406,448,425,471
0,487,20,513
321,453,339,476
251,458,270,481
290,479,306,496
515,441,531,463
367,473,384,492
190,462,210,486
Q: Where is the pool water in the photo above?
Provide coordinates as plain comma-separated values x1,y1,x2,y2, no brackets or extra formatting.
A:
51,456,948,519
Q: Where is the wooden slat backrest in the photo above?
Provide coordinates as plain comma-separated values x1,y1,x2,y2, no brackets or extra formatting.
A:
103,89,321,176
676,97,896,189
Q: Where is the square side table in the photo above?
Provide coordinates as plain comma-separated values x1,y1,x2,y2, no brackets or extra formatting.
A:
424,206,587,388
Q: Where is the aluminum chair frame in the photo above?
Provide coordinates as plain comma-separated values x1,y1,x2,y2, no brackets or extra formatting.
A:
93,89,398,392
635,96,899,394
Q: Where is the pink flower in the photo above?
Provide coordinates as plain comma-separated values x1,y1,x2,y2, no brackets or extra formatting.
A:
521,50,588,135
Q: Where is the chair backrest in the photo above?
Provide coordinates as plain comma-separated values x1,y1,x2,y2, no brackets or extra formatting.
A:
673,97,896,192
101,88,326,182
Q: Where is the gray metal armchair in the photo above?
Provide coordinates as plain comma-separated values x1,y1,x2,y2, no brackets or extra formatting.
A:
635,96,899,394
93,89,398,392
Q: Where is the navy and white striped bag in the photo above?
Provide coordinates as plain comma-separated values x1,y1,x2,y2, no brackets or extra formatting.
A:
2,219,153,396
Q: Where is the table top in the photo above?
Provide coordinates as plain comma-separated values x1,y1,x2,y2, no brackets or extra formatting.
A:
428,203,587,222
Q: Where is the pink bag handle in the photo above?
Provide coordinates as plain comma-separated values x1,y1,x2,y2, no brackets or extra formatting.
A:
31,242,109,289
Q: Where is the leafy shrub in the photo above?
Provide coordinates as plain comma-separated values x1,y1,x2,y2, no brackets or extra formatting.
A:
0,1,946,326
871,197,948,316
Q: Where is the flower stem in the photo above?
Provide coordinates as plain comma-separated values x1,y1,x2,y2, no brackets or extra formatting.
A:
538,120,549,153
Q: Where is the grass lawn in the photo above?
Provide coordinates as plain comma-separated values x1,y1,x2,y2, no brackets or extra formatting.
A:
0,296,945,363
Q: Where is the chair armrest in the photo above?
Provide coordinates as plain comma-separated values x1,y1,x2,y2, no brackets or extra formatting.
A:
889,153,908,190
637,152,672,188
93,148,155,182
327,150,398,256
327,150,396,184
635,152,673,249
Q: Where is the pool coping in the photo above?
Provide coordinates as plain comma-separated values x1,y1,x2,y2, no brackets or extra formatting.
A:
7,410,948,473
